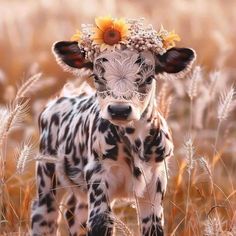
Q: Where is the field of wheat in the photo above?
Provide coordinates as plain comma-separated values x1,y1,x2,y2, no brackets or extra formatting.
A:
0,0,235,235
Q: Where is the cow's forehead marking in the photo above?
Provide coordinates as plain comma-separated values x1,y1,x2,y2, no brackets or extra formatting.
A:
94,50,155,80
93,50,156,99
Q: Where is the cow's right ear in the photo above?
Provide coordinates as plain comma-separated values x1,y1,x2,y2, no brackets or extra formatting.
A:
52,41,93,72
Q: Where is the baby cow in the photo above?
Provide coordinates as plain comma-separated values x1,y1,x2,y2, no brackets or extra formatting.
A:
31,41,195,236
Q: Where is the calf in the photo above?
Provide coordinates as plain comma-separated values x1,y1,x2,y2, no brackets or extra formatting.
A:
31,18,195,236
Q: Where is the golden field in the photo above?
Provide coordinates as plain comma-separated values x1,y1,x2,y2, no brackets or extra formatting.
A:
0,0,235,235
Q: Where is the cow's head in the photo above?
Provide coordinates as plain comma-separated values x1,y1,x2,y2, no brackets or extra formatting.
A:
53,41,195,125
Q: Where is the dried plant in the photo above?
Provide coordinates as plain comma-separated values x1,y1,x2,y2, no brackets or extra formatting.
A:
209,71,220,98
110,214,133,236
187,66,202,101
0,101,29,147
157,83,173,119
196,157,214,193
184,138,195,174
16,139,37,174
204,216,224,236
15,73,42,102
217,86,235,122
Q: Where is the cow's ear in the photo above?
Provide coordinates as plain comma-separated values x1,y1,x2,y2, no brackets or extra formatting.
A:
155,47,196,74
52,41,93,71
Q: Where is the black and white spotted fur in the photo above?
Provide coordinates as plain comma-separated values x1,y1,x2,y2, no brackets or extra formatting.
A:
31,41,195,236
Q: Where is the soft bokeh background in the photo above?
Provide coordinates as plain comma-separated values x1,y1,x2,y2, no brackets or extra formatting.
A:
0,0,235,235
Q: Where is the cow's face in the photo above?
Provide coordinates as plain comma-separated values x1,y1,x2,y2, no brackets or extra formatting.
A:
53,42,195,124
92,50,156,123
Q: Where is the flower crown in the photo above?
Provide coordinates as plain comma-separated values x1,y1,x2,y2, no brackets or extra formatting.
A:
71,16,181,62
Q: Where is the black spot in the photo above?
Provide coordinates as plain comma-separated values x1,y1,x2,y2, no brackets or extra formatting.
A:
94,198,102,207
125,127,135,134
105,131,118,146
82,156,88,166
105,181,109,189
89,192,95,203
31,214,43,227
40,221,47,226
92,150,99,160
85,170,93,183
64,157,81,180
90,210,95,218
88,213,113,236
68,195,76,205
103,146,118,160
142,216,150,224
44,163,55,178
133,167,142,178
94,188,103,197
135,139,141,148
150,128,156,135
99,119,110,133
156,178,162,193
92,180,101,191
70,98,76,105
101,194,107,203
56,97,67,104
38,193,54,210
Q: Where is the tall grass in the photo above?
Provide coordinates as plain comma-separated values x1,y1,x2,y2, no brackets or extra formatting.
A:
0,0,235,235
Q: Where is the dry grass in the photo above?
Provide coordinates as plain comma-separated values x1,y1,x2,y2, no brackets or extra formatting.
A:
0,0,235,235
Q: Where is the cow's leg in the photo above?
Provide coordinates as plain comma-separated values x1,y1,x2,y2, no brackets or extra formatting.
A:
64,193,88,236
138,170,167,236
31,162,59,236
85,161,113,236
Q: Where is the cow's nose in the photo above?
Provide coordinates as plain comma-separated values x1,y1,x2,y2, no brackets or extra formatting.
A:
108,105,132,120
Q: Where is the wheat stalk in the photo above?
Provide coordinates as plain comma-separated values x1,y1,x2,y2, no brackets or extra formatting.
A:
213,86,235,159
197,157,214,193
110,214,133,236
16,139,36,174
184,138,195,229
217,86,235,121
187,66,202,100
184,138,195,173
0,101,29,147
209,71,220,97
34,154,58,163
204,216,225,236
15,73,42,102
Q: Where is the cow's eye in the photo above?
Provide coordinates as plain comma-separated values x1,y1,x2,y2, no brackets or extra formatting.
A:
145,76,154,84
92,74,100,83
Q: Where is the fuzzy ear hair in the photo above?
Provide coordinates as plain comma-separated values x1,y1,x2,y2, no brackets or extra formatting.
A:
52,41,93,72
155,47,196,76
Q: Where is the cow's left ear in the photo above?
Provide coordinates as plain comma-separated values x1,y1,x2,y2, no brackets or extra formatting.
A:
155,47,196,74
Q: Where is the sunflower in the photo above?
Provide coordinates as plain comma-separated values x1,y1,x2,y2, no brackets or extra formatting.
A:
71,30,82,42
92,16,129,51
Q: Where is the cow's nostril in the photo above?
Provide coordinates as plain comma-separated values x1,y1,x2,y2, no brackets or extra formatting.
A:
108,105,132,120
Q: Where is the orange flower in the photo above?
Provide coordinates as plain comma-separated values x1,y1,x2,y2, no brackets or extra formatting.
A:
92,16,129,51
71,30,82,42
161,31,181,49
158,26,181,49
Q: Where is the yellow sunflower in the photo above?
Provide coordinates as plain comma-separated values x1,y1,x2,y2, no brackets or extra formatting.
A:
92,16,129,51
71,30,82,42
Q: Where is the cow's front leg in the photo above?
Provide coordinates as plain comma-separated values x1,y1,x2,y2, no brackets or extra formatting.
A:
138,170,167,236
85,161,113,236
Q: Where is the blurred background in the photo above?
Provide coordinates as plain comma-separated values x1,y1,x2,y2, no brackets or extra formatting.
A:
0,0,235,235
